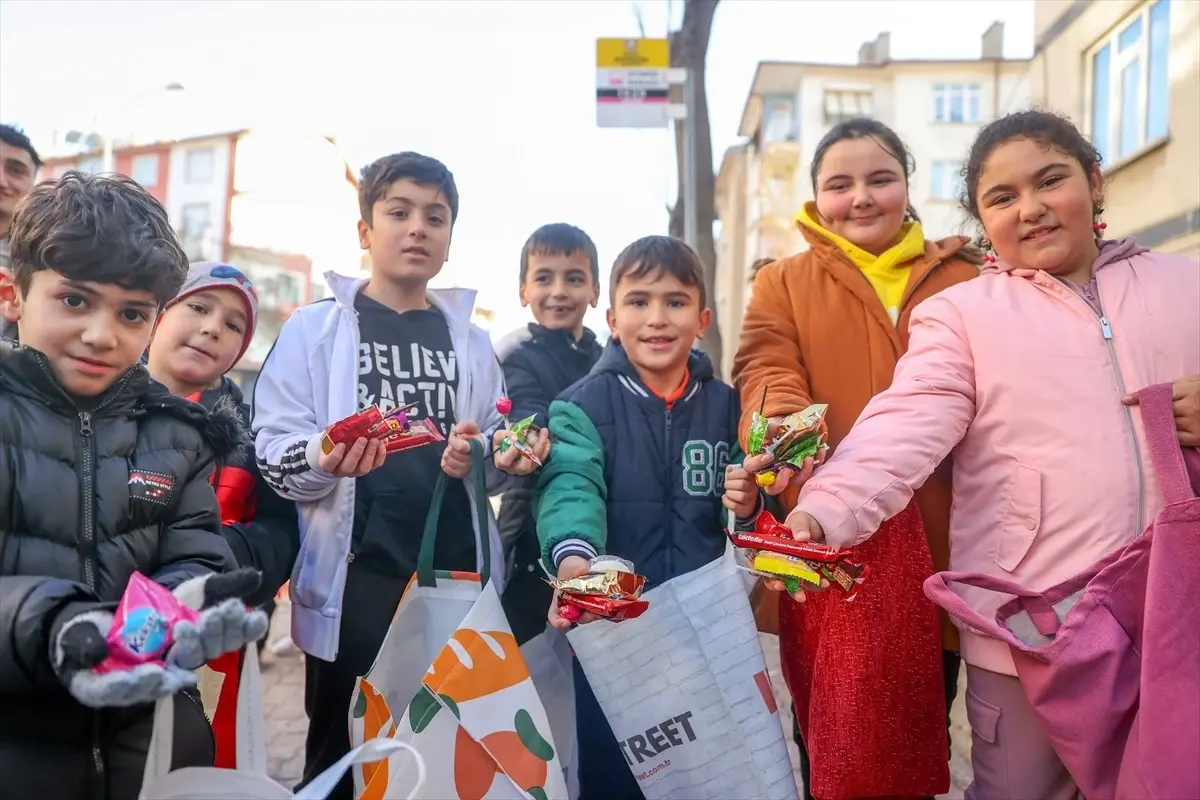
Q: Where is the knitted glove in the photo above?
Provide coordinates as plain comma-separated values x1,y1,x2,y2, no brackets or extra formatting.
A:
166,568,271,671
51,608,197,708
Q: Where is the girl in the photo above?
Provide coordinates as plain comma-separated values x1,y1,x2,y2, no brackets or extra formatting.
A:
733,117,980,800
782,110,1199,798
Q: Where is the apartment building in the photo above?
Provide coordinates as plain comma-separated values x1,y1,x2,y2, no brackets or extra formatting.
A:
714,23,1031,378
40,129,362,383
1032,0,1199,258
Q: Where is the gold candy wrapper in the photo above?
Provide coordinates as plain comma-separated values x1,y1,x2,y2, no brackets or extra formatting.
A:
547,570,646,600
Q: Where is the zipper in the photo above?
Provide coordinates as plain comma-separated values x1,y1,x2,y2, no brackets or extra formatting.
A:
30,353,135,800
663,407,674,577
1051,277,1146,534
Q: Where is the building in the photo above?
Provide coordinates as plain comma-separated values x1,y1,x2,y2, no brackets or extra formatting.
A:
1032,0,1199,258
40,129,362,386
714,23,1031,378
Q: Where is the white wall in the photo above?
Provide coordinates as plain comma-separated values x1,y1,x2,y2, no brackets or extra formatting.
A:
165,135,233,262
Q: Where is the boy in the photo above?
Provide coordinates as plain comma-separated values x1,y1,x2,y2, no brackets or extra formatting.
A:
495,222,603,645
536,235,763,798
252,152,520,799
0,172,266,798
146,261,301,767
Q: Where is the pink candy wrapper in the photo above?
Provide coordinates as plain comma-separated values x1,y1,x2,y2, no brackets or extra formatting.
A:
94,572,199,674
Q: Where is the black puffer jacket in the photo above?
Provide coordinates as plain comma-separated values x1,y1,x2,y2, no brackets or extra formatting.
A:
0,341,242,799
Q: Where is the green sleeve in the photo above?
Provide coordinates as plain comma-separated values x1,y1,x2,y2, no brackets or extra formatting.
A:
534,399,607,572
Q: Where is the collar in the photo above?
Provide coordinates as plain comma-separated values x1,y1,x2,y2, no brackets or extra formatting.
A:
0,340,150,415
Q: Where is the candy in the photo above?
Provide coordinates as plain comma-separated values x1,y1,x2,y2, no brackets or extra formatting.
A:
756,471,777,488
94,572,199,674
496,397,513,417
321,405,445,457
726,511,870,602
549,556,650,623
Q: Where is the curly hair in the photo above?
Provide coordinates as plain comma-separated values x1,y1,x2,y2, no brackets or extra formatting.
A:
960,108,1105,223
9,171,188,307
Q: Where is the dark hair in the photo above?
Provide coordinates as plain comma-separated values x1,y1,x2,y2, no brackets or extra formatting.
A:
9,171,188,307
748,257,775,282
358,152,459,226
810,117,920,222
961,109,1104,222
609,235,706,308
0,124,42,170
519,223,599,284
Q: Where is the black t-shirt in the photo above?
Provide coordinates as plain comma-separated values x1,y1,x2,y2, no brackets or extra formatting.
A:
349,293,476,582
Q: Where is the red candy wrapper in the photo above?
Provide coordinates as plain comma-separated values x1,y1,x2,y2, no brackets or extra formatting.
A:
548,556,650,623
321,405,445,457
726,511,870,601
560,594,649,622
94,572,198,674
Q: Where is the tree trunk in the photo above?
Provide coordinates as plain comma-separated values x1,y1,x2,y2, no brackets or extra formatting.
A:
669,0,723,378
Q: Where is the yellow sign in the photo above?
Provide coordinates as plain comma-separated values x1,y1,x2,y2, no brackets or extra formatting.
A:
596,38,670,69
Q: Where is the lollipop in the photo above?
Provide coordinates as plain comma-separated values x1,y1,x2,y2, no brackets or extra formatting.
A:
496,397,543,467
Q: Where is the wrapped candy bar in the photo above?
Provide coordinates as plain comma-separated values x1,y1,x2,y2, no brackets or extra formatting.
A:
95,572,199,674
726,511,869,601
320,403,445,457
746,395,829,489
548,556,650,622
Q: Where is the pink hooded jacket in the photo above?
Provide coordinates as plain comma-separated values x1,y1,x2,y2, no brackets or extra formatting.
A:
795,238,1200,675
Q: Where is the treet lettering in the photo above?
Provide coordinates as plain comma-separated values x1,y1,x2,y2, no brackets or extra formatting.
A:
618,711,698,765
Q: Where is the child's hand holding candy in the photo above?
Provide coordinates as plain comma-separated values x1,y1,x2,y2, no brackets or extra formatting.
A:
442,420,483,478
493,426,550,476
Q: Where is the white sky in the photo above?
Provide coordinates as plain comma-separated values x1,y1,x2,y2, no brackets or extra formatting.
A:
0,0,1033,337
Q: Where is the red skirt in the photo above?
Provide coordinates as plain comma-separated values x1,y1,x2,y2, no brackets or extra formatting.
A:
780,501,948,800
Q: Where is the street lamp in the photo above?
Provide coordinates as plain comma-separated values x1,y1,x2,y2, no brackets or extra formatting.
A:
65,82,185,174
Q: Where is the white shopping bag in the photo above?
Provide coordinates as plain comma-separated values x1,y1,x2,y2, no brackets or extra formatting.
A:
567,545,798,800
520,627,579,799
139,646,425,799
348,441,568,800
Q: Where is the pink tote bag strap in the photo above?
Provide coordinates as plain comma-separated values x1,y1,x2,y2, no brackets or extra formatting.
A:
1137,383,1199,505
924,571,1062,650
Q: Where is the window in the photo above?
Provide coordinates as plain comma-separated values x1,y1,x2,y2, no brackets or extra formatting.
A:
762,93,798,142
824,90,873,124
78,157,102,175
930,161,965,201
131,154,159,188
180,203,211,259
185,148,214,184
1089,0,1171,165
932,83,982,123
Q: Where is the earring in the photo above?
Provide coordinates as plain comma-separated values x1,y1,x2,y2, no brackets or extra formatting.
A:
1093,221,1107,235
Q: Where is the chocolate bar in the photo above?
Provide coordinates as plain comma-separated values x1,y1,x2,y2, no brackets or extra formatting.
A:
321,405,445,457
559,595,649,622
549,556,650,622
726,511,869,601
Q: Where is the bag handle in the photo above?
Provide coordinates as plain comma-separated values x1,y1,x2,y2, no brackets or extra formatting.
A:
140,645,269,794
417,438,490,587
294,738,425,800
1136,382,1199,505
923,571,1062,649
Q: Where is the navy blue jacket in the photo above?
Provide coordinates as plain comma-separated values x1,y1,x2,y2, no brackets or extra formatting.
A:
536,341,748,589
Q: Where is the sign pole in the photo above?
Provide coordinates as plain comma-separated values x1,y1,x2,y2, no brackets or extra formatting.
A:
682,68,699,251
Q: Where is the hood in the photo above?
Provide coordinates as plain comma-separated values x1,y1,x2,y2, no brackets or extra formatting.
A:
323,270,480,331
594,339,716,384
980,236,1149,277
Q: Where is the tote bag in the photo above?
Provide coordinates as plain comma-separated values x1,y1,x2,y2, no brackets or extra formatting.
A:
139,645,426,799
347,440,568,800
924,383,1200,800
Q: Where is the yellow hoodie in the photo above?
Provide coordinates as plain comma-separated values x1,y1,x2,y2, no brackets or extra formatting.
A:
797,202,926,324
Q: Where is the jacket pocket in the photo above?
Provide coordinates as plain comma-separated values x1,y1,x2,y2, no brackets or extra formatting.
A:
994,463,1042,572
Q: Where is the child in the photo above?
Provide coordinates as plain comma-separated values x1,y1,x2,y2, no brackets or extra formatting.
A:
536,235,763,799
733,117,981,799
146,261,301,768
779,110,1199,799
495,222,603,645
0,172,267,799
251,152,518,800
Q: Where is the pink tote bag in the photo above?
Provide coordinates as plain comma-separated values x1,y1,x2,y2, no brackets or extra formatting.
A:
925,383,1200,800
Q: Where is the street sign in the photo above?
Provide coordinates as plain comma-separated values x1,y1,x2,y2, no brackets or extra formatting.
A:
596,37,671,129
